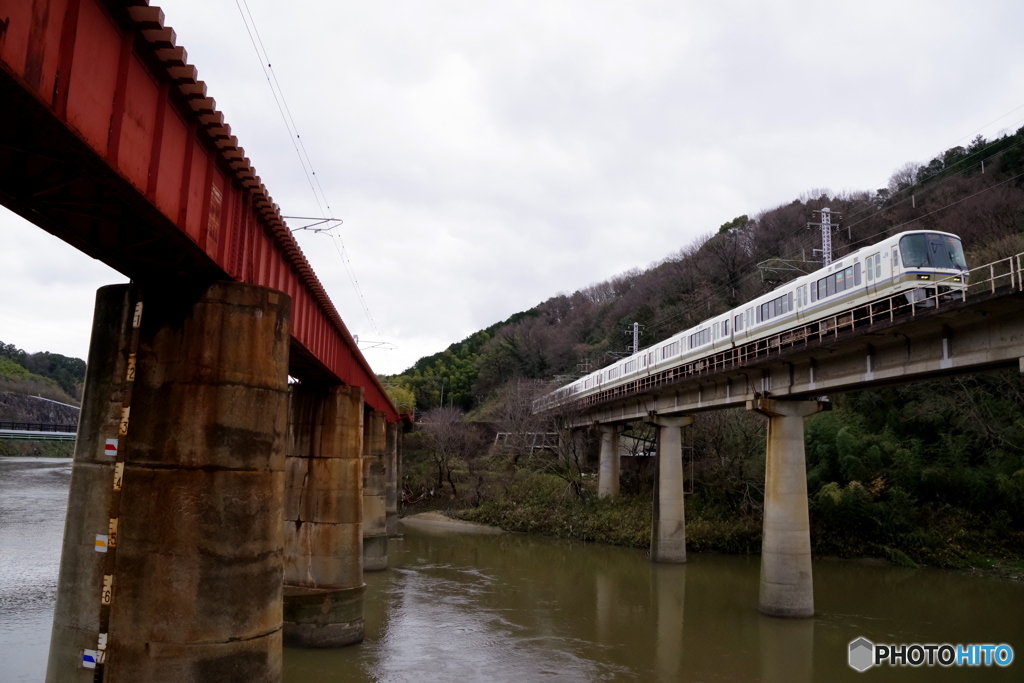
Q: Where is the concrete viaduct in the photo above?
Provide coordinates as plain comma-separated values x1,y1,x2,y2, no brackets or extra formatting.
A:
0,1,402,680
561,262,1024,618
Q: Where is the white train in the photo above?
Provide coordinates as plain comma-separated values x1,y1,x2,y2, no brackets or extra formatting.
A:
535,230,969,411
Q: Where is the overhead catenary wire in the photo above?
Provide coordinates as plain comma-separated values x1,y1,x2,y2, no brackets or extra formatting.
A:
233,0,393,372
645,166,1023,338
638,123,1024,339
830,105,1024,228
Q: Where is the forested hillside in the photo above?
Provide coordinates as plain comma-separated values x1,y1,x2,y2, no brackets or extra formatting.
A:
385,127,1024,412
0,342,83,457
391,128,1024,569
0,341,84,421
0,341,85,402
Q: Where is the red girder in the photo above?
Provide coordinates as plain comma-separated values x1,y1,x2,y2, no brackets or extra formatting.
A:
0,0,398,421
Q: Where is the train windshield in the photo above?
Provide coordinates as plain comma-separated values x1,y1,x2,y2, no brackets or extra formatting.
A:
899,233,967,270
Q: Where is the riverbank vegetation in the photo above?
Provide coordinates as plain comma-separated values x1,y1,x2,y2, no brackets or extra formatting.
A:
395,128,1024,570
401,369,1024,570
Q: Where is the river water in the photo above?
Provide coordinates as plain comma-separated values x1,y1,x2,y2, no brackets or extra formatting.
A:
3,457,1022,682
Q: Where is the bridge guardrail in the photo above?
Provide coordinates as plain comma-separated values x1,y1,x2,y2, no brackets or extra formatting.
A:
0,421,78,433
537,252,1024,414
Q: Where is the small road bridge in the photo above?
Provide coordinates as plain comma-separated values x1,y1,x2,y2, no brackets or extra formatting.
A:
0,421,78,441
549,255,1024,618
0,2,400,679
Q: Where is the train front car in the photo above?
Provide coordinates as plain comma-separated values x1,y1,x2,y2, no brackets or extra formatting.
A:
895,231,969,306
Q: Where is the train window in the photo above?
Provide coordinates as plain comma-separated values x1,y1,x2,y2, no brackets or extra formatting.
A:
836,269,845,293
723,319,730,335
746,308,753,327
875,255,882,279
788,292,794,311
898,234,928,267
735,314,743,332
893,249,899,268
852,264,860,286
866,255,874,281
826,276,835,297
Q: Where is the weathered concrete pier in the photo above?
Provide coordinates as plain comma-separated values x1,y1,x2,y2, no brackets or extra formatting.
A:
283,384,367,646
362,410,389,571
48,282,290,681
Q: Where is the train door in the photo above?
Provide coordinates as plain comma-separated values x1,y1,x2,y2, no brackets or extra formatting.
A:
865,252,881,296
890,246,901,288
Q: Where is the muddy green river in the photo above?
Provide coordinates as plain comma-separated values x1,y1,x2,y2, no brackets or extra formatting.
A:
3,457,1021,681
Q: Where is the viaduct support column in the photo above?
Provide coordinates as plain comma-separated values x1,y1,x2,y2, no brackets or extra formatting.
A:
385,421,400,537
597,424,621,498
748,398,825,618
47,282,290,683
649,415,693,563
362,410,388,571
283,384,366,647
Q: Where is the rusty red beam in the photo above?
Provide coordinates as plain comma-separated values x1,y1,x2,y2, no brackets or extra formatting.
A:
0,0,398,420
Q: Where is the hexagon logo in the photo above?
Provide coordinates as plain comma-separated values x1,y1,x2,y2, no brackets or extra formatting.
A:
849,637,875,672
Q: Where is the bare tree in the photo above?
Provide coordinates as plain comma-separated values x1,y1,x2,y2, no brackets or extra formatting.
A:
887,161,922,194
420,407,485,498
493,379,549,463
530,406,595,498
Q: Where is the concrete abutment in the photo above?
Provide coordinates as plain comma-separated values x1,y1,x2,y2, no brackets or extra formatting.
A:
47,282,290,682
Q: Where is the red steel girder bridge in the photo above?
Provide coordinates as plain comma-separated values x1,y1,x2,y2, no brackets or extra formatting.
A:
0,0,398,421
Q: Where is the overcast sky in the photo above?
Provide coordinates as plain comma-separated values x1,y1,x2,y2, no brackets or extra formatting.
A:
2,0,1024,373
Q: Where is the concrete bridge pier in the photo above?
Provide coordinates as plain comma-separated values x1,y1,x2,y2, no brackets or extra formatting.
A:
362,410,389,570
597,424,622,498
283,384,366,647
648,415,693,563
385,421,400,537
748,398,826,618
47,282,290,682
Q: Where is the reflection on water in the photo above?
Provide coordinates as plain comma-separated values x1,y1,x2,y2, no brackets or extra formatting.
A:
3,458,1022,682
286,530,1023,682
0,458,72,683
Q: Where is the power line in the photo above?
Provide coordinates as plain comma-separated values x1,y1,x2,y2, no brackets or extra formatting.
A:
233,0,392,372
641,144,1024,339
